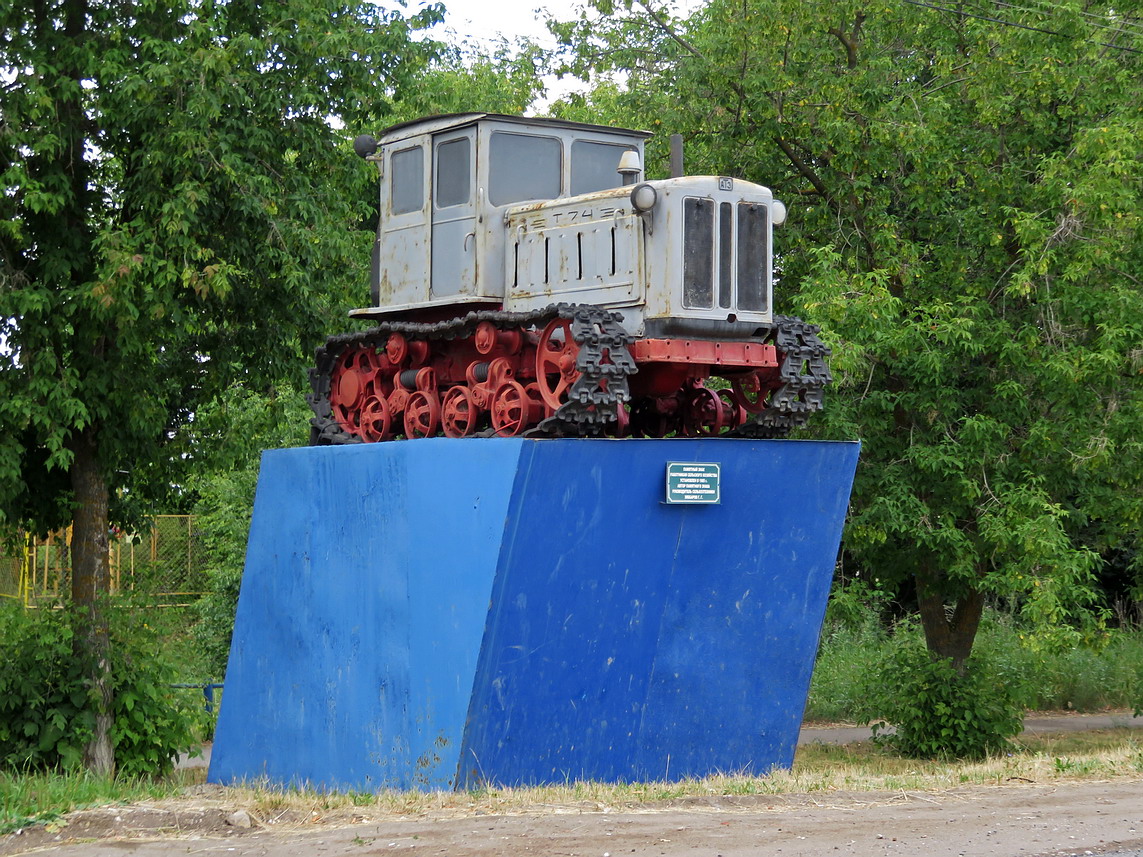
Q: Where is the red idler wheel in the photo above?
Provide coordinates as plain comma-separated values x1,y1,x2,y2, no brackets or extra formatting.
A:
730,371,774,414
442,387,480,438
330,346,386,437
404,390,441,438
491,380,537,437
358,394,392,443
536,317,580,410
683,387,726,437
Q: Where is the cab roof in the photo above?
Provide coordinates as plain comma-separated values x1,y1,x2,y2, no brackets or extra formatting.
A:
377,112,653,144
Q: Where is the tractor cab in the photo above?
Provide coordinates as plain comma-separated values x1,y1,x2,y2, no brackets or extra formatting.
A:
351,113,649,319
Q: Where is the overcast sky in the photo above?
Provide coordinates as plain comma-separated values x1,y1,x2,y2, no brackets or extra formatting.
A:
431,0,576,47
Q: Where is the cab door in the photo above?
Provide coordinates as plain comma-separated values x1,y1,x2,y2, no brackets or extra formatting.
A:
379,134,431,306
430,129,477,297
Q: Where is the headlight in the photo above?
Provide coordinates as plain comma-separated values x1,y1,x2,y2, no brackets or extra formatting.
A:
630,183,658,213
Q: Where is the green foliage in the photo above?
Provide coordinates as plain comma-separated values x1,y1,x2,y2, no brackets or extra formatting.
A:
0,0,443,531
808,594,1143,724
549,0,1143,665
390,44,547,119
807,619,893,723
0,607,88,770
0,0,440,769
973,616,1143,715
181,384,311,678
863,633,1025,759
0,603,200,776
0,768,182,834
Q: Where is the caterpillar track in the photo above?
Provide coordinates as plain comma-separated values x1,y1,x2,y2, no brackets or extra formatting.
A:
307,303,830,444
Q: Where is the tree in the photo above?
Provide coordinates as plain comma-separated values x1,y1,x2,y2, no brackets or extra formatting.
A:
550,0,1143,669
0,0,440,773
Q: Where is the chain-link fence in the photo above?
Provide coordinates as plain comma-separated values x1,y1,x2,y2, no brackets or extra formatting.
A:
0,516,208,607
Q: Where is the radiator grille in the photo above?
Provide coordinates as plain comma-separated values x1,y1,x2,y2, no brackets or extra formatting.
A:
682,197,714,308
682,196,771,313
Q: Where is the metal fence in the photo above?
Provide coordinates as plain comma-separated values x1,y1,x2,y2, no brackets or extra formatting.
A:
0,515,207,607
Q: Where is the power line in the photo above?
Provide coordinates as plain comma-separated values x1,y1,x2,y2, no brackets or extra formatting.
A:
991,0,1143,40
902,0,1143,54
988,0,1143,41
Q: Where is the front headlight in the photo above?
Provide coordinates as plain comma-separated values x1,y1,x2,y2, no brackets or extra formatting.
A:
630,183,658,213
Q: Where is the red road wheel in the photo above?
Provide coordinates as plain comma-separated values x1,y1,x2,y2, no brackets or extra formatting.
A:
683,387,726,437
330,346,385,436
730,371,773,414
718,388,746,430
536,318,580,410
358,395,392,443
442,387,480,438
404,390,441,438
491,381,532,437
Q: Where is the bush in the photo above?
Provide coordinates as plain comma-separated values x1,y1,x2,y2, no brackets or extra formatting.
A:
0,602,201,776
862,633,1024,759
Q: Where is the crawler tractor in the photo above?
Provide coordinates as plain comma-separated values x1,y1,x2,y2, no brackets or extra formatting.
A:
308,113,830,442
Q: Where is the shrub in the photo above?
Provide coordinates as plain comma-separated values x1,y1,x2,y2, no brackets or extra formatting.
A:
863,633,1024,759
0,602,200,776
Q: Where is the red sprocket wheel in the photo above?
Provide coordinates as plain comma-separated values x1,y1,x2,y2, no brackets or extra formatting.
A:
329,346,387,437
683,387,727,437
536,318,580,410
403,390,441,438
442,387,480,438
730,371,775,414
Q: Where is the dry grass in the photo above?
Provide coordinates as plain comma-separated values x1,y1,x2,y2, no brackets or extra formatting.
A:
178,729,1143,826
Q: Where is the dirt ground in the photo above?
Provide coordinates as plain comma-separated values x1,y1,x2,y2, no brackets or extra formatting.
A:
5,716,1142,857
5,780,1142,857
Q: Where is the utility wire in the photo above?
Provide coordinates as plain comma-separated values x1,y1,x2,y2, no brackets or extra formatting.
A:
987,0,1143,41
991,0,1143,39
902,0,1143,54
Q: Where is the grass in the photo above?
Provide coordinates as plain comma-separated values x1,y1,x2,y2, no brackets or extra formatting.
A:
7,729,1139,836
184,728,1143,824
0,769,197,834
806,610,1143,722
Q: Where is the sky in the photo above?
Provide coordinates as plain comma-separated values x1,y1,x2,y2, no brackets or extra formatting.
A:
430,0,579,48
415,0,704,107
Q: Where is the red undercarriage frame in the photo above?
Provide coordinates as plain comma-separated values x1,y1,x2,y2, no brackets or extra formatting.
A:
328,319,782,440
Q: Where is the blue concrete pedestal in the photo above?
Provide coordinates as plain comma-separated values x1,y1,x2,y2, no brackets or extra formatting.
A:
208,438,859,791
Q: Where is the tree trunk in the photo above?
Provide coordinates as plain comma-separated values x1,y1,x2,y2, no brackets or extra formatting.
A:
915,558,985,676
70,427,115,777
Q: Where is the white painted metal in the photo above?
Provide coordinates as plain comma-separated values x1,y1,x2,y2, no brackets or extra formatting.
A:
350,113,783,336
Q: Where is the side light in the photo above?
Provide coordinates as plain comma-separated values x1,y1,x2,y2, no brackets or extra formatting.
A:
353,135,379,159
771,199,787,226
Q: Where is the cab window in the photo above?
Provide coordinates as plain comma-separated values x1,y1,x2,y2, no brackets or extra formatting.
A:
571,140,635,195
489,132,561,206
435,137,471,209
390,145,424,215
